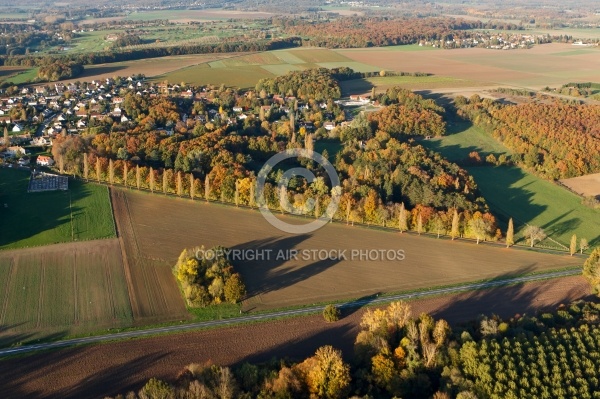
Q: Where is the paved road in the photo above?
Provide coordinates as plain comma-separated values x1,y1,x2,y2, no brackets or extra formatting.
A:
0,268,580,357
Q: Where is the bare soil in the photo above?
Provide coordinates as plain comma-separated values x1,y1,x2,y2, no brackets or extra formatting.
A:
0,275,591,399
110,189,189,324
560,173,600,198
113,189,580,312
338,43,600,88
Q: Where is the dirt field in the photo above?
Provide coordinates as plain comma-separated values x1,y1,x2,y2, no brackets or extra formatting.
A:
0,275,591,399
111,189,190,323
112,189,581,312
50,53,245,85
560,173,600,198
337,43,600,89
0,239,132,347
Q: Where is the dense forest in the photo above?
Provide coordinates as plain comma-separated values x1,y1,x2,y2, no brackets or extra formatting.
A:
456,96,600,179
50,72,498,241
104,296,600,399
255,68,342,101
285,17,521,48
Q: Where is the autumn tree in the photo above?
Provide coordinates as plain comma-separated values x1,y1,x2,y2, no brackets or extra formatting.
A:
136,165,141,189
506,218,514,248
398,202,408,233
83,153,89,179
570,234,577,256
451,209,460,240
177,171,183,197
138,378,173,399
205,175,211,202
583,248,600,294
323,304,341,322
190,174,196,200
297,346,351,399
581,238,589,254
149,167,155,192
108,159,114,184
432,214,444,238
524,225,546,248
469,217,488,244
3,126,8,146
123,162,129,187
224,273,246,304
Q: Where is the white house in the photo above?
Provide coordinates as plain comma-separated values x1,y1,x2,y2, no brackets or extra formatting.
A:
12,123,23,132
6,146,26,156
36,155,55,166
323,122,336,131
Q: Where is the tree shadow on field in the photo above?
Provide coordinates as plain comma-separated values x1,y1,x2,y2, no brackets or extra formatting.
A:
338,292,382,319
414,90,454,109
236,321,358,366
0,325,68,349
73,65,128,82
428,264,597,329
232,235,341,299
339,78,374,97
465,166,547,230
0,346,170,399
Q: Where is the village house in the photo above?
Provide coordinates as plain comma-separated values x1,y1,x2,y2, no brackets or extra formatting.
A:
6,146,27,157
36,155,55,166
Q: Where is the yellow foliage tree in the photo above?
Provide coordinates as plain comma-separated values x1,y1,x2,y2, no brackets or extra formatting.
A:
298,346,351,399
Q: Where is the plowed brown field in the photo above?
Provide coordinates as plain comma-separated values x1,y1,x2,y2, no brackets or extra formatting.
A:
111,188,580,312
0,275,591,399
111,189,189,324
337,43,600,88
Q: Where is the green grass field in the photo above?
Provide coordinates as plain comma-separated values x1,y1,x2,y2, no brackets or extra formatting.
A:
0,169,115,249
2,68,38,85
422,119,511,163
421,121,600,247
468,166,600,247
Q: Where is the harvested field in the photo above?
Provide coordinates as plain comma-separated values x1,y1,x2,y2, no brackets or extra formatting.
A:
560,173,600,198
110,189,189,324
0,275,591,399
0,239,132,347
112,188,580,311
337,43,600,88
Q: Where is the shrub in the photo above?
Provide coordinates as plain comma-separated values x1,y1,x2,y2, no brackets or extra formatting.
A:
323,304,341,322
